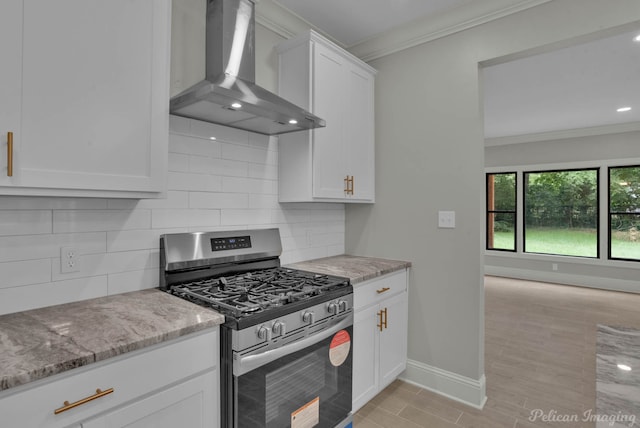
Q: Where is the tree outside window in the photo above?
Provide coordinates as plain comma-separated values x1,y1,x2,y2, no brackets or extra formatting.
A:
486,173,516,251
609,166,640,261
524,169,598,258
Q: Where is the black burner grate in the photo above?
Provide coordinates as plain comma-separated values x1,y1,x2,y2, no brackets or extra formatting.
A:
169,267,348,318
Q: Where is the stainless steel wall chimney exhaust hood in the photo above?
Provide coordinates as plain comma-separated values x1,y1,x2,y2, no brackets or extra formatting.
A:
170,0,325,136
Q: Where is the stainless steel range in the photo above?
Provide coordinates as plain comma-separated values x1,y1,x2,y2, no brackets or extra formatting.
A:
160,229,353,428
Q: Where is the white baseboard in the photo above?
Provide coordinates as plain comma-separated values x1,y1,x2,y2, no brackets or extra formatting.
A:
399,359,487,409
485,266,640,294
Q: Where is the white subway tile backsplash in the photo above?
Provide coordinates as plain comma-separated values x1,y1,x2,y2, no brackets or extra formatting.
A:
0,259,51,289
169,153,190,172
221,209,271,226
0,197,108,210
0,210,51,236
0,233,106,263
0,276,108,315
222,176,277,194
189,157,248,177
190,120,249,144
168,171,223,192
189,192,249,209
108,268,158,295
0,119,345,315
248,163,278,180
53,210,151,233
169,134,221,157
152,209,221,229
107,228,184,252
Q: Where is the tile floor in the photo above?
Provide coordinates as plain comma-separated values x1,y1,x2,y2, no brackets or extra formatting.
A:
354,276,640,428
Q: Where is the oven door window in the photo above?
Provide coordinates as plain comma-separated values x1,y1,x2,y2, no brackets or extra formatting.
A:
236,326,353,428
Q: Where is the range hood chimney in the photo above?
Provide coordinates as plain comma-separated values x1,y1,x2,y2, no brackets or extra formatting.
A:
170,0,325,136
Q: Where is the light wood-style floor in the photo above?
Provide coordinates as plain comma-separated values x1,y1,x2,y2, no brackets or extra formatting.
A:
354,275,640,427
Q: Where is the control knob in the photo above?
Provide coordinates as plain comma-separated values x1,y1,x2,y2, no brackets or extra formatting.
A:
327,301,339,315
272,320,286,336
338,300,349,312
257,325,272,341
302,311,315,324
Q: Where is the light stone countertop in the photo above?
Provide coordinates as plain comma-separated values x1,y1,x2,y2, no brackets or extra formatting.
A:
0,289,224,392
0,255,407,394
287,254,411,284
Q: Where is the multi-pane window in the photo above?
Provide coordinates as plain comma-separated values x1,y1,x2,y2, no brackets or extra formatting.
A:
486,173,516,251
609,166,640,261
523,169,599,258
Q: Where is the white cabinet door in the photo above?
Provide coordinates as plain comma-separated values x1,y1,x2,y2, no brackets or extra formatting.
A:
0,0,169,197
345,65,375,201
352,304,379,411
0,0,21,186
312,42,348,199
277,31,376,203
379,291,409,389
82,370,217,428
352,270,408,412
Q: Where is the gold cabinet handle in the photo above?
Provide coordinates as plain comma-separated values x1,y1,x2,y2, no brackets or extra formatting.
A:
54,388,114,415
344,175,349,194
376,287,390,294
7,132,13,177
377,310,384,332
383,307,388,330
349,175,354,195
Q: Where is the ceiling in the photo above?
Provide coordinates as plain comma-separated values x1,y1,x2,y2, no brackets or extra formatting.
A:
273,0,473,47
270,1,640,140
483,29,640,139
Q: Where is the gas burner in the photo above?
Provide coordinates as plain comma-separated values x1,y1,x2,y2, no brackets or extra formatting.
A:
169,267,349,319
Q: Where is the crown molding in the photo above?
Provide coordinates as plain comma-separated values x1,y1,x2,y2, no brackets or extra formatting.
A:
256,0,553,62
349,0,553,62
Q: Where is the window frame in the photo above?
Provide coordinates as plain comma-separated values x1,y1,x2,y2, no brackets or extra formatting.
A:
608,164,640,262
486,172,517,252
522,167,600,258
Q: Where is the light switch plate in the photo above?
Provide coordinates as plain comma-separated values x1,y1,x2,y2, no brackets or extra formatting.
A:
438,211,456,228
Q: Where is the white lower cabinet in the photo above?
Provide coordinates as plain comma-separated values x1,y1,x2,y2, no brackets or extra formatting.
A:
352,270,408,412
0,329,219,428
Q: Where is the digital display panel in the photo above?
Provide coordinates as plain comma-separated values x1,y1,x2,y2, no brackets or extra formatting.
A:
211,236,252,252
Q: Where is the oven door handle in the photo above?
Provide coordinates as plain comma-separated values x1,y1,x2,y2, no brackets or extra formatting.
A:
234,315,353,376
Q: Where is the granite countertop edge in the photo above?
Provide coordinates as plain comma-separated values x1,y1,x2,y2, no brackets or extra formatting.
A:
0,289,225,393
286,254,411,285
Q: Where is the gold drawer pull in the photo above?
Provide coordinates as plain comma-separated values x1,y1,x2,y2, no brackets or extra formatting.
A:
7,132,13,177
376,287,390,294
54,388,114,415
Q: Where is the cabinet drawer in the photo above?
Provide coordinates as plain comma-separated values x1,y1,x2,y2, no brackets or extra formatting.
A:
0,329,218,428
354,270,407,310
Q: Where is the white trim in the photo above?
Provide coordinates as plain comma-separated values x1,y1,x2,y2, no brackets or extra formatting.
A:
400,359,487,409
256,0,552,62
485,122,640,146
485,266,640,294
348,0,553,61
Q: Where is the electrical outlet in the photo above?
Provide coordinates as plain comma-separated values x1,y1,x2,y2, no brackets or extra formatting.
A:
438,211,456,228
60,246,81,273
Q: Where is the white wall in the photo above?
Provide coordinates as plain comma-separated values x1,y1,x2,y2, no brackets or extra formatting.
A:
485,129,640,292
345,0,640,407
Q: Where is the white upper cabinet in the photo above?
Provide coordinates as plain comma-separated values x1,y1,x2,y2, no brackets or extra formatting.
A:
277,30,376,203
0,0,170,198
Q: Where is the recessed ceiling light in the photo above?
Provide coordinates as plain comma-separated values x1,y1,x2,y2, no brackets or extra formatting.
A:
634,34,640,42
231,102,242,109
288,119,298,125
209,137,217,140
616,107,632,113
617,363,632,371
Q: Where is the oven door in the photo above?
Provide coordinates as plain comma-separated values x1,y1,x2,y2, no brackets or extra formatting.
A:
233,315,353,428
